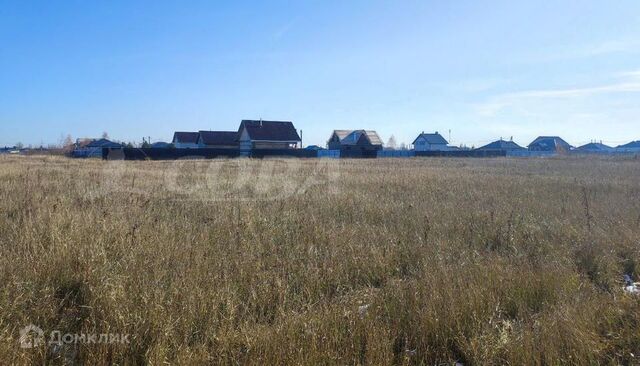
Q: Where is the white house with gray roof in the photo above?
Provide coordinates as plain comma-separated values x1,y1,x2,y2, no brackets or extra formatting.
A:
412,132,450,151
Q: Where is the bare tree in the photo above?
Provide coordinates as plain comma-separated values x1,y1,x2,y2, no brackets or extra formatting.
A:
102,131,109,139
63,135,74,153
386,135,397,150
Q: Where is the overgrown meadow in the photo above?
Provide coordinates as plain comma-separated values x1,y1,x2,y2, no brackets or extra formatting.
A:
1,155,639,365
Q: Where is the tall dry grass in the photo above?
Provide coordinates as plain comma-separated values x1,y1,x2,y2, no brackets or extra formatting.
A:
1,155,639,365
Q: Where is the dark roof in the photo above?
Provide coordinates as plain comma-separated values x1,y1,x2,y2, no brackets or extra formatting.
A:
576,142,613,151
198,131,238,145
239,120,301,142
150,142,172,148
305,145,325,150
617,140,640,149
85,138,123,148
476,139,524,151
412,132,448,145
528,136,572,151
172,132,199,144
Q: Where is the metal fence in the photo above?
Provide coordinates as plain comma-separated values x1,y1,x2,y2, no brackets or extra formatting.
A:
377,150,415,158
415,150,506,158
317,150,340,158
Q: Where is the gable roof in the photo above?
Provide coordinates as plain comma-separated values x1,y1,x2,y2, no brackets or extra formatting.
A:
476,139,524,151
528,136,572,150
576,142,613,151
172,132,199,144
85,138,123,148
617,140,640,149
338,130,383,146
198,131,238,145
239,120,301,142
412,132,448,145
75,138,94,148
331,130,355,142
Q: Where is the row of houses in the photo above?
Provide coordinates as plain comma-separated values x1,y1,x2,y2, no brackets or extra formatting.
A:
172,120,301,151
475,136,640,154
70,118,640,158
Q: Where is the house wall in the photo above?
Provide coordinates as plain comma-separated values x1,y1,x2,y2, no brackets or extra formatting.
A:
253,142,294,149
174,142,199,149
199,143,238,149
414,139,449,151
327,134,342,150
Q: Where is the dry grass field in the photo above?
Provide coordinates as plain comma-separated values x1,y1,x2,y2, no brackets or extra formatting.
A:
1,155,640,365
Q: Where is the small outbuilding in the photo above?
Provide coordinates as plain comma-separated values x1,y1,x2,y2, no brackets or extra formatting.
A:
74,138,123,158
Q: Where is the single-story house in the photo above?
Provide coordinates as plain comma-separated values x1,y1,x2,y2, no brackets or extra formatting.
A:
172,132,200,149
616,141,640,152
528,136,572,152
238,120,301,151
327,130,383,155
475,139,525,152
73,138,123,158
576,142,613,153
412,132,449,151
197,131,239,149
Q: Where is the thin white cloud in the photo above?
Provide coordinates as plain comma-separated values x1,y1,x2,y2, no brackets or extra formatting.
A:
476,70,640,116
525,39,640,63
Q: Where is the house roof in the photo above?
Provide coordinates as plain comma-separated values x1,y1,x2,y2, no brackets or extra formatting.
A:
412,132,448,145
150,142,171,148
305,145,325,150
198,131,238,145
576,142,613,151
476,139,524,151
239,120,301,142
338,130,383,146
173,132,200,144
617,140,640,149
76,138,94,148
331,130,355,142
85,138,123,148
528,136,572,150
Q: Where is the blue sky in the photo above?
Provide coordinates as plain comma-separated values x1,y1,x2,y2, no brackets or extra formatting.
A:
1,0,639,148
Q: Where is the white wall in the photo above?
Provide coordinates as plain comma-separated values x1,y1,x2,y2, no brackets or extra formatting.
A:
414,140,449,151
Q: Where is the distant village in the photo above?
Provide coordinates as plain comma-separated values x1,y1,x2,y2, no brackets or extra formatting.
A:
2,119,639,159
